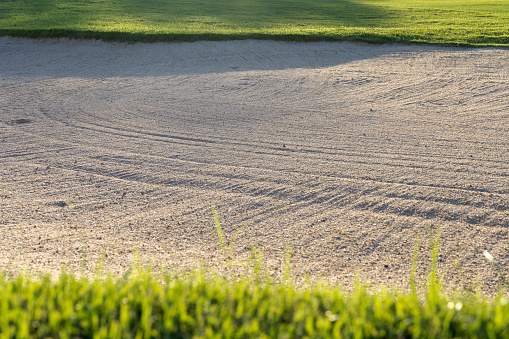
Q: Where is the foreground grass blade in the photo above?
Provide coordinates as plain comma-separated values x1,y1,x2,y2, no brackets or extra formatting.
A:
1,269,509,338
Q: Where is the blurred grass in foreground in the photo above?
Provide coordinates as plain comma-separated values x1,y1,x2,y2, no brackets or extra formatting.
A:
1,220,509,338
0,0,508,46
1,268,509,338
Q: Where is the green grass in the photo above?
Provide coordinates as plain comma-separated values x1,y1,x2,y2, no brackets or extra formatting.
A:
1,268,509,338
0,0,508,46
1,218,509,337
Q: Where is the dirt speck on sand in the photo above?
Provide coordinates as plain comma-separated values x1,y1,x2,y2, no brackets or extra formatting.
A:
1,37,508,293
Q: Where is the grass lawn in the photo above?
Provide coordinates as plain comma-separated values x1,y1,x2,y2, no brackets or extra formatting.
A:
0,0,508,46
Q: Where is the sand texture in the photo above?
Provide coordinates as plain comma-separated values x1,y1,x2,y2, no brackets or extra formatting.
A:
1,37,508,292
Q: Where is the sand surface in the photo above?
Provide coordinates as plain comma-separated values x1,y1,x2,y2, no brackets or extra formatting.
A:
1,37,508,292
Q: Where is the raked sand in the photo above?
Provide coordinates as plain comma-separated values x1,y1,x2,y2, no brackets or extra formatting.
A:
1,37,508,292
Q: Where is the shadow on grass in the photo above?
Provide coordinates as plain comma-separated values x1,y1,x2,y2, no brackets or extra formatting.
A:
0,0,397,32
120,0,397,27
0,28,402,43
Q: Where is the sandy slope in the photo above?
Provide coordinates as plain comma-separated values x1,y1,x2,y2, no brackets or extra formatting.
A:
1,37,508,292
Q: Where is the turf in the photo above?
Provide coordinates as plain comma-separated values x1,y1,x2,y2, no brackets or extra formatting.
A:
0,0,508,46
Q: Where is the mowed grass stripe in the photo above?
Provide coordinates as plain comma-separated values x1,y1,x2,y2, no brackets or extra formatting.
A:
0,0,508,46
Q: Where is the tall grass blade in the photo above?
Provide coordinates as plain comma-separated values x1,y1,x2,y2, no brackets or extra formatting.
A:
410,232,421,295
426,225,442,305
212,207,226,255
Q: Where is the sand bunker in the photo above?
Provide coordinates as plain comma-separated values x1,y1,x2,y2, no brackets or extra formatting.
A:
1,37,508,292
